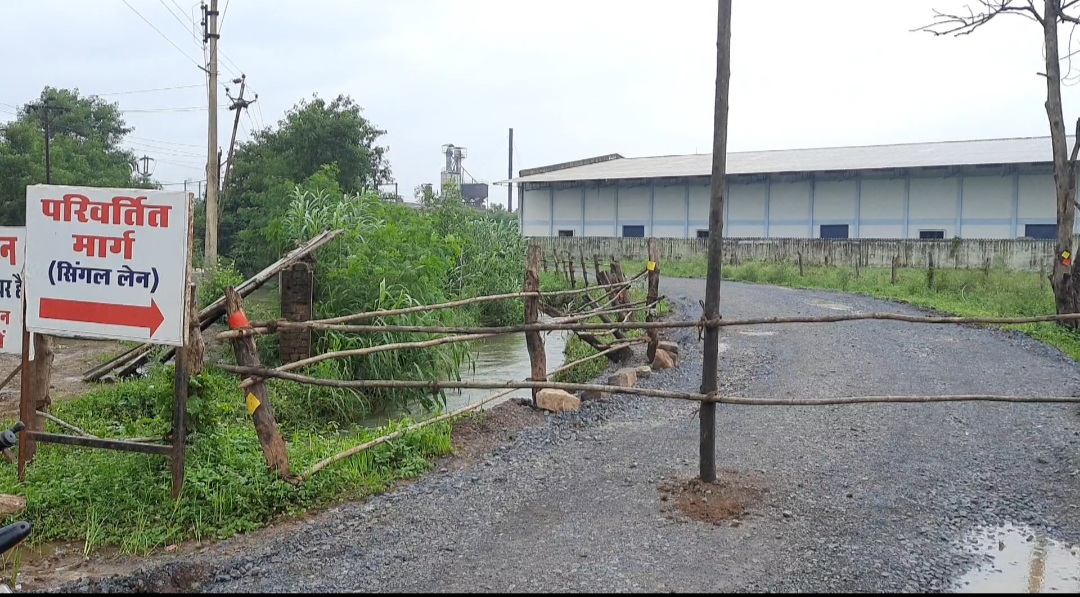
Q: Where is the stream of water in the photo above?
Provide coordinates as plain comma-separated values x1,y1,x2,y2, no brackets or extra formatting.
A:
361,329,570,427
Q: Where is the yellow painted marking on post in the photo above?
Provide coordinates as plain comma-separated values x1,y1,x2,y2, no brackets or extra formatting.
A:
246,392,261,415
1063,251,1072,260
647,261,656,271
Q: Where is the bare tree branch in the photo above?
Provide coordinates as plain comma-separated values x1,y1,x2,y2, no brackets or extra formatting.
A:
913,0,1045,35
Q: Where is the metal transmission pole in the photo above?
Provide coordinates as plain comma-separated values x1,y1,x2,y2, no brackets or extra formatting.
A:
222,74,257,192
699,0,732,484
507,128,514,212
203,0,221,266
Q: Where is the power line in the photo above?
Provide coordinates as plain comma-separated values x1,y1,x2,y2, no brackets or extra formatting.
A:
219,0,231,32
156,0,202,46
93,83,204,97
127,135,203,148
119,0,206,73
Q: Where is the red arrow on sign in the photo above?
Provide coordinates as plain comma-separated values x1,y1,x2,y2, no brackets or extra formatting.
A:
39,298,165,336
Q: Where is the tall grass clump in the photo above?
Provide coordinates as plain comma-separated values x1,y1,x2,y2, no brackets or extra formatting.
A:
267,184,527,426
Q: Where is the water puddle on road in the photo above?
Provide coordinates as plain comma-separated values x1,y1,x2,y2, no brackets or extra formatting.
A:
951,523,1080,593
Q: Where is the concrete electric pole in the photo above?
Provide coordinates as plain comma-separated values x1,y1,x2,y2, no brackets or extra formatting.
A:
507,128,514,212
222,74,257,192
203,0,221,266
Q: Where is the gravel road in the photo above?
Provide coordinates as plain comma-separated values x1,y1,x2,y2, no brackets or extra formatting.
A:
67,278,1080,593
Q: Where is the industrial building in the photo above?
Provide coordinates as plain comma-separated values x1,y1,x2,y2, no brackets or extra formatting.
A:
508,136,1071,240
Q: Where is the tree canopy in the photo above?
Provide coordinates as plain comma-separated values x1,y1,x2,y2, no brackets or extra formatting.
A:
0,87,151,225
219,94,392,273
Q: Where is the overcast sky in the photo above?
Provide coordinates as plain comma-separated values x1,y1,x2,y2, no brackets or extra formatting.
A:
2,0,1078,206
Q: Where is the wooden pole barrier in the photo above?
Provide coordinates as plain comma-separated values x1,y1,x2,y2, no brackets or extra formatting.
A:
225,287,292,478
891,255,899,285
523,245,546,405
700,0,732,484
646,238,661,363
928,252,936,289
567,251,577,288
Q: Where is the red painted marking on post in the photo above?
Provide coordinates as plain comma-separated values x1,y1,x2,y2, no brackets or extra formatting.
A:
39,297,164,336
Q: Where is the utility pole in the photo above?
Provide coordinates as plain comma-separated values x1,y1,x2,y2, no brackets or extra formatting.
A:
507,127,514,212
699,0,732,484
35,98,69,184
222,74,257,192
203,0,220,266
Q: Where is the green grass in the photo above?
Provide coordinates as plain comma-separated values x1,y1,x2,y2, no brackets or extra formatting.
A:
0,365,453,556
662,257,1080,362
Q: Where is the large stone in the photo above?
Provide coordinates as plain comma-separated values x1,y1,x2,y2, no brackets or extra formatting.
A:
536,389,581,413
658,340,679,356
635,365,653,379
608,368,638,388
652,348,675,370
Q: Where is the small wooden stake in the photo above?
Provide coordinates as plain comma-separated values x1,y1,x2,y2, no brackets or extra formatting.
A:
798,251,804,276
927,253,936,289
225,287,291,478
523,245,547,405
593,254,602,281
891,255,899,284
567,251,577,288
646,238,661,363
552,248,560,276
579,248,590,286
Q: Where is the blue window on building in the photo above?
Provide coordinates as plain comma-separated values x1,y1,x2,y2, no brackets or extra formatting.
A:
696,229,709,239
557,230,574,237
919,230,945,240
1024,224,1056,239
622,225,645,238
819,224,849,239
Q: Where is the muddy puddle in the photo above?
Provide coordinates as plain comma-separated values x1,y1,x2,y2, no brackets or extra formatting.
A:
952,523,1080,593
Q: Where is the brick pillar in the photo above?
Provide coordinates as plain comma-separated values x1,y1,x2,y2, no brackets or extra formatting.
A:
279,259,313,364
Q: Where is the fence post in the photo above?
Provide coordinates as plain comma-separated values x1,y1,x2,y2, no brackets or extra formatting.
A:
927,253,936,290
593,254,602,281
225,287,291,477
646,238,661,363
610,257,628,307
891,255,899,285
567,251,577,288
552,249,560,277
854,255,861,279
579,248,590,286
542,254,548,272
983,257,991,278
797,251,804,276
523,245,546,406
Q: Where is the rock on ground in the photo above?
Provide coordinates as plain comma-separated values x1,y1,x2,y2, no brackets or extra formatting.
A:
536,388,580,413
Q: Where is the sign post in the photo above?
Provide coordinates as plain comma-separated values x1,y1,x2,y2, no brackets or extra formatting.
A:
20,185,192,494
0,228,26,356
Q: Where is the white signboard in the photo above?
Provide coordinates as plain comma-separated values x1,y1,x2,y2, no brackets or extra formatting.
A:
0,227,25,355
24,185,189,346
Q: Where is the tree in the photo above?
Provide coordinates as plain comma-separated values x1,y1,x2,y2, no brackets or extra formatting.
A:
220,93,391,274
0,87,152,225
918,0,1080,320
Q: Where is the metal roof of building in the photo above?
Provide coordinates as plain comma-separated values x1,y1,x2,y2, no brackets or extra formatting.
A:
507,136,1070,184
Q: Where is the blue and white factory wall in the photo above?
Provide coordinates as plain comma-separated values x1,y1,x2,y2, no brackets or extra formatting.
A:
518,165,1067,239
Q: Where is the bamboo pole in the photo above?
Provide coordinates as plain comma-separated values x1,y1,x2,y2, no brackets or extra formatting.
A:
218,364,710,401
219,310,1080,341
0,364,21,394
244,281,638,331
238,332,502,389
36,410,94,437
298,340,646,483
298,386,518,482
549,338,647,377
714,394,1080,406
